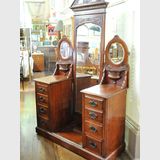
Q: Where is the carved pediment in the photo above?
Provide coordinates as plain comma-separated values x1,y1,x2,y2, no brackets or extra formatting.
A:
70,0,108,12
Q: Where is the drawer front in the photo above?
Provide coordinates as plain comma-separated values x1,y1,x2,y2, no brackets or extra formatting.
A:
37,117,49,130
85,95,104,111
36,94,48,106
85,136,102,155
36,83,48,95
85,109,103,123
85,121,103,139
37,105,49,119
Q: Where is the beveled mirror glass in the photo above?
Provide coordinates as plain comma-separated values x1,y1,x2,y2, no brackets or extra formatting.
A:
60,41,73,60
76,23,101,75
109,42,125,65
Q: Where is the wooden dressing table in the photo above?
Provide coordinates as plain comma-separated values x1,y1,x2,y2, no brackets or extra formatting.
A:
34,2,129,159
35,35,129,160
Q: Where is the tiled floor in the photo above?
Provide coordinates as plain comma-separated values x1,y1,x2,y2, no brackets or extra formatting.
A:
20,72,131,160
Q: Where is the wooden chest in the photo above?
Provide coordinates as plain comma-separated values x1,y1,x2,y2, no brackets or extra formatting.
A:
81,84,127,157
32,53,44,72
35,75,73,132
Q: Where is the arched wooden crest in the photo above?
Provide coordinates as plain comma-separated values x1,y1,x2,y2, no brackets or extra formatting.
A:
100,35,129,89
53,37,74,79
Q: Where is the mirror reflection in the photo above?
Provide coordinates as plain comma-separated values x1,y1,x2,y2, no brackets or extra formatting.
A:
60,41,72,59
76,23,101,75
109,42,124,64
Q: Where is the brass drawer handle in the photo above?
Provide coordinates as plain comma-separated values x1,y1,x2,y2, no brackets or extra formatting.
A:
89,125,97,133
40,119,46,126
89,140,97,148
89,100,97,107
39,107,46,114
89,111,97,120
38,96,45,102
38,87,45,93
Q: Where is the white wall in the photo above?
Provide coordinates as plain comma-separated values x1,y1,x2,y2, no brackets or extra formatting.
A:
20,0,32,28
105,0,140,126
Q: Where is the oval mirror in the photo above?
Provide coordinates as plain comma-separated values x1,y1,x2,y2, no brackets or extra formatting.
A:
109,42,125,65
60,41,72,59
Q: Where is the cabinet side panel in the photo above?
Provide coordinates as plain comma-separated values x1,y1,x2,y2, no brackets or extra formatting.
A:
49,79,73,131
82,93,86,147
76,77,91,113
104,90,127,156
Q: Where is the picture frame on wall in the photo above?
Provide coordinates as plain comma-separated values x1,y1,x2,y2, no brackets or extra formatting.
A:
48,25,55,36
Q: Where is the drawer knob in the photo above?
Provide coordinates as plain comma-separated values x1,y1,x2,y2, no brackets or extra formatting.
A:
89,111,97,120
39,96,45,102
89,100,97,107
40,120,46,126
38,87,45,93
89,140,97,148
89,125,97,133
39,107,45,114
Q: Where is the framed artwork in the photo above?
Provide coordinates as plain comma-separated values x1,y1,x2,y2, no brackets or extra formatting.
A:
48,25,55,36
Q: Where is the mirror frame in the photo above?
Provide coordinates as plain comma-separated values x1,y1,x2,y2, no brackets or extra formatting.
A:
105,35,129,66
108,42,125,65
57,37,74,62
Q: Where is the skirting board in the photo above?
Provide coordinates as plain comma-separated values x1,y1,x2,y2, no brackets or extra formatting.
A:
125,115,140,160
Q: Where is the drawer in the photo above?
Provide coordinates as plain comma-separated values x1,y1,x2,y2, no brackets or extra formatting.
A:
36,94,48,106
36,83,48,95
85,109,103,124
37,117,49,130
85,121,103,140
37,105,49,119
85,95,104,111
85,136,102,156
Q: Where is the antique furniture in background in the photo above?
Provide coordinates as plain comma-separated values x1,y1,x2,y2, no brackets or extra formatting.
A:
81,35,129,159
32,52,44,72
37,46,57,73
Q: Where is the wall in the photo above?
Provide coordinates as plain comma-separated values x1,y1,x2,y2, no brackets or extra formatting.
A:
105,0,140,159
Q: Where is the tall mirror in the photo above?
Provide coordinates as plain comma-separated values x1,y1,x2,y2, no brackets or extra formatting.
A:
76,23,101,76
71,0,108,81
71,0,109,114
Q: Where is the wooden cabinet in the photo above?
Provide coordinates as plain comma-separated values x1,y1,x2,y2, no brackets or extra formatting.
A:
37,46,57,72
81,85,127,157
32,53,44,72
35,76,73,132
80,35,129,159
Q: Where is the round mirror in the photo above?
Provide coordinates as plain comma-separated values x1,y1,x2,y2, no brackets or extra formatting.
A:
60,41,72,59
109,42,125,65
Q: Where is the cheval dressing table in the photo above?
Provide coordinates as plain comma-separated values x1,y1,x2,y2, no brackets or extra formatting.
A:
34,35,129,160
